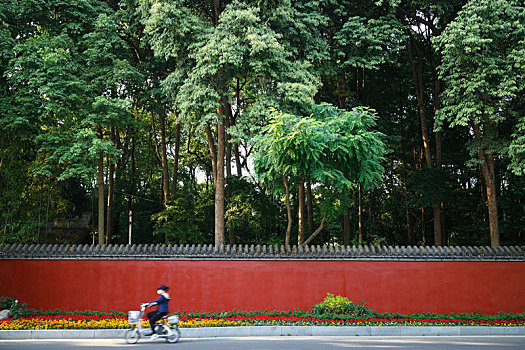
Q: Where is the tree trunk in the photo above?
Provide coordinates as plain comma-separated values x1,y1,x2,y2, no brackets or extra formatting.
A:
158,111,170,203
369,190,376,237
223,104,234,243
150,114,162,164
358,183,363,244
337,72,351,246
362,67,365,102
471,122,500,246
297,181,306,245
441,202,447,246
431,205,442,246
433,54,445,246
435,131,445,245
127,208,132,245
210,4,224,245
224,101,237,178
407,38,442,246
205,118,226,246
113,128,123,240
302,215,329,246
421,207,426,246
106,154,114,245
410,44,432,170
234,144,242,177
403,177,416,246
433,57,445,245
356,68,360,102
205,124,218,182
342,206,350,246
226,139,232,178
228,226,235,246
306,183,314,235
406,206,415,245
127,127,136,245
158,112,170,244
171,122,181,197
404,176,415,245
213,0,221,25
106,127,118,244
233,78,243,177
225,114,232,179
283,173,292,246
214,109,226,246
97,153,105,246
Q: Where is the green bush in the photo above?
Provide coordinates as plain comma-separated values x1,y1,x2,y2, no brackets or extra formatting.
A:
2,295,523,324
20,308,125,318
312,293,378,318
1,296,28,318
0,298,127,319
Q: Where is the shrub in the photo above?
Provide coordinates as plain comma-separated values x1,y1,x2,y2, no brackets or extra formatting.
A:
1,296,28,318
312,293,378,318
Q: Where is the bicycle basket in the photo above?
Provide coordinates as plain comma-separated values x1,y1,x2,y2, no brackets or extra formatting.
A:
127,311,141,324
168,315,180,325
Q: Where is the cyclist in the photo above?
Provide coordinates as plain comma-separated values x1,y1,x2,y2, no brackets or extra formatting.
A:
142,284,170,340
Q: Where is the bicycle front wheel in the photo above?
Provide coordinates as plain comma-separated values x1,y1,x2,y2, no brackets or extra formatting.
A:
125,329,140,344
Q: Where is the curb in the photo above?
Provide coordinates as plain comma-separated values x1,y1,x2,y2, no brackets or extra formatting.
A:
1,326,525,339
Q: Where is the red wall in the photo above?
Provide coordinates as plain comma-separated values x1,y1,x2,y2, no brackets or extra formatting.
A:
1,259,524,315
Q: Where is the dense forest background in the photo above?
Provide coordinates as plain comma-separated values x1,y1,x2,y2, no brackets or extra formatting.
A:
1,0,524,247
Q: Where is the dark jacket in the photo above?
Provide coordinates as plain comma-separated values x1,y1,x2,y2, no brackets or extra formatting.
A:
149,293,170,314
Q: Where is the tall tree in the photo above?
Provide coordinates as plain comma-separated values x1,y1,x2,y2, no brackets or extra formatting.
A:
434,0,525,246
7,2,140,244
396,0,466,246
144,0,318,245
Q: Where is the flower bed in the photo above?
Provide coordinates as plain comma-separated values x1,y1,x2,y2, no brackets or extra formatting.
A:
0,315,130,330
1,314,523,330
1,294,524,330
0,315,247,330
226,314,524,327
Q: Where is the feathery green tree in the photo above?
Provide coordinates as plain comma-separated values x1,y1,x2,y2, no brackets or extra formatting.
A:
254,104,385,245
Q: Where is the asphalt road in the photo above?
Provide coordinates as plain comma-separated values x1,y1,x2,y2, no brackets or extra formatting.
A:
1,337,525,350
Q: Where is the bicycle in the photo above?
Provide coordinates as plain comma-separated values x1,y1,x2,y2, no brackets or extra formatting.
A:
125,304,181,344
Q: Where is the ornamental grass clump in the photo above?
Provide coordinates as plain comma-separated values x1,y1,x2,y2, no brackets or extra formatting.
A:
312,293,378,318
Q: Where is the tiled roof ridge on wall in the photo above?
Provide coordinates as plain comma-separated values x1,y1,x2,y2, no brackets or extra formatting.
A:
0,244,524,261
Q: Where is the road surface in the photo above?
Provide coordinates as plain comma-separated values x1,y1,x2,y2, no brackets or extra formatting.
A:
1,336,524,349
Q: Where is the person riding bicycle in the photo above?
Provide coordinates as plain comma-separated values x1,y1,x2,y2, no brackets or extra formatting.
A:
142,284,170,340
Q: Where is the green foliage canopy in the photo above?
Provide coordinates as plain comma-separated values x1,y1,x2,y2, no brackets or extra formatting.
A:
254,103,385,220
434,0,525,171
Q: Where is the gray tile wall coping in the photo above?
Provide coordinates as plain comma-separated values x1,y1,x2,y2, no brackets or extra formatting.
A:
0,244,523,261
1,326,524,339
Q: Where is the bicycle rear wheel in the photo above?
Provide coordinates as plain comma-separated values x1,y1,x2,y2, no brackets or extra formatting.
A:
166,328,180,343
